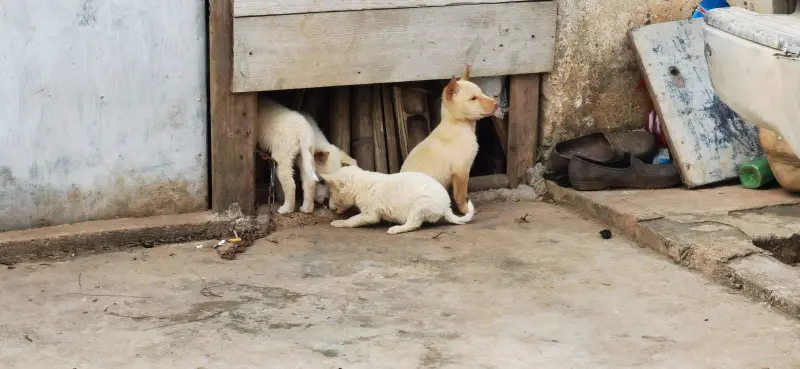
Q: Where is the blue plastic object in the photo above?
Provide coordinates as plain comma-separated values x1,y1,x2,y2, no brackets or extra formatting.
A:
652,148,672,165
691,0,730,18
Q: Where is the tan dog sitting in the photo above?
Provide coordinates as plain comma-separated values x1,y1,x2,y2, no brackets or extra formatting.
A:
400,66,498,214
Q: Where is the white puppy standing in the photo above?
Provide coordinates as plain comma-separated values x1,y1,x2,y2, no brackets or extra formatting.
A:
257,96,356,214
321,166,475,235
257,97,318,214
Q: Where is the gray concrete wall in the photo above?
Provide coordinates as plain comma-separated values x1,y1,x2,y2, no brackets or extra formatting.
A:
540,0,760,149
0,0,208,231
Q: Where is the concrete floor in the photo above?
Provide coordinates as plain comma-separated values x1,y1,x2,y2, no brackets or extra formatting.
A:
1,202,799,369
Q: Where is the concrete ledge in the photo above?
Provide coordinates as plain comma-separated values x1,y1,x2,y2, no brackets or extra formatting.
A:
0,207,337,265
548,181,800,318
0,212,236,264
0,186,539,265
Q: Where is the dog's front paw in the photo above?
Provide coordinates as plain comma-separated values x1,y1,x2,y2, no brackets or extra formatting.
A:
387,226,403,235
299,203,314,214
330,220,348,228
278,204,293,214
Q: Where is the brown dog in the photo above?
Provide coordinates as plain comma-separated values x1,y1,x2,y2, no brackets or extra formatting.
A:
399,66,498,214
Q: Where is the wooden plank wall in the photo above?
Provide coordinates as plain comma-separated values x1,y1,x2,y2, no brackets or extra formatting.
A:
209,0,257,214
210,1,552,214
232,2,556,92
507,74,540,188
233,0,549,17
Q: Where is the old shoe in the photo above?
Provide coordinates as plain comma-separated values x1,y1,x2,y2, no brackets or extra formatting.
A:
550,131,658,174
568,153,681,191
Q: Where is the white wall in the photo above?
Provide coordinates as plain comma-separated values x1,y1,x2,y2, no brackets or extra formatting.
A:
0,0,208,231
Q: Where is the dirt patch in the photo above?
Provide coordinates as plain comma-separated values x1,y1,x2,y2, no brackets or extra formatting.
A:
0,201,337,265
470,184,541,205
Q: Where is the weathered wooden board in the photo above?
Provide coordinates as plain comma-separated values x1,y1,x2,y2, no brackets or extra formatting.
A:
371,85,389,174
210,0,257,214
330,86,351,155
393,86,410,161
352,86,376,171
507,74,540,188
232,2,556,92
381,85,401,173
630,19,762,188
233,0,548,18
491,116,508,155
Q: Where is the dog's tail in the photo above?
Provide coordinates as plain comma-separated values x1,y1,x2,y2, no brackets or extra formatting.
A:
443,200,475,225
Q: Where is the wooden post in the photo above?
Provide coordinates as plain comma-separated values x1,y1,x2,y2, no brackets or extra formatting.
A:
392,86,409,161
491,116,508,156
352,86,375,171
330,86,351,154
407,116,430,153
507,74,540,188
381,85,400,173
301,88,327,123
209,0,257,214
371,86,388,173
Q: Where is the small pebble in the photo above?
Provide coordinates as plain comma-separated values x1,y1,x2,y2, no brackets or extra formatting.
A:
599,229,612,239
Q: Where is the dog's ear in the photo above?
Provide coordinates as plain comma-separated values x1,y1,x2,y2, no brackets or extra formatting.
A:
461,64,471,81
444,76,459,101
314,150,330,164
340,151,358,167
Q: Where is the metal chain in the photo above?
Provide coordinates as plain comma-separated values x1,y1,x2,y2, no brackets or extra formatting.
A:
256,149,277,212
267,159,276,207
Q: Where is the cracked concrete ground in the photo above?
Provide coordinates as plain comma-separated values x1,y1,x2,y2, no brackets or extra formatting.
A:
549,183,800,318
2,201,800,368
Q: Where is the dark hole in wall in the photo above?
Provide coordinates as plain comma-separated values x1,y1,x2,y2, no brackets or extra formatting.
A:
253,81,507,208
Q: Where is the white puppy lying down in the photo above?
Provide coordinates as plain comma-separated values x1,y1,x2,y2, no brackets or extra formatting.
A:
321,166,475,235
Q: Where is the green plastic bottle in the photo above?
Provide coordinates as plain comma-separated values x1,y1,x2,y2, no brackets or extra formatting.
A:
739,156,776,189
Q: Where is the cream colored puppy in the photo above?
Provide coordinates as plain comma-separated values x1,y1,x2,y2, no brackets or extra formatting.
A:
400,66,498,214
322,166,475,235
257,98,354,214
257,97,319,214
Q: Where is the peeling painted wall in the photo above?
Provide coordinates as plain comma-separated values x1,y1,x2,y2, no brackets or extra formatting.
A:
540,0,762,150
0,0,208,231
